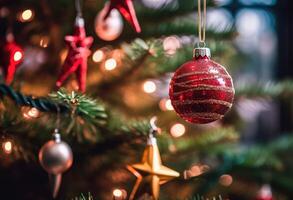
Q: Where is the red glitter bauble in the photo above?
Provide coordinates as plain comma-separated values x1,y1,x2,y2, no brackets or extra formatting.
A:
169,48,234,124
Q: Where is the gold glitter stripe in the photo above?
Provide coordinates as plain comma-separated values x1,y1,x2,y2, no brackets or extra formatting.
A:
182,112,224,120
173,75,232,84
172,99,232,108
173,81,232,88
174,71,228,79
172,85,235,96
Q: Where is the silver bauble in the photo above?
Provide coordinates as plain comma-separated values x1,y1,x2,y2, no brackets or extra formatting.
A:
39,133,73,175
95,3,123,41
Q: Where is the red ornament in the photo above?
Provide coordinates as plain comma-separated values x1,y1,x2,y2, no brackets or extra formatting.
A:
104,0,141,33
169,47,234,124
56,17,93,92
0,36,24,85
255,185,274,200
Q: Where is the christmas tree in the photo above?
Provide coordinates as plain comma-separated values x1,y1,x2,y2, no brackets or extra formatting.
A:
0,0,292,199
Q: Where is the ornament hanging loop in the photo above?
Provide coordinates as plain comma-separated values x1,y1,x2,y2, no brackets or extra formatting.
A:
75,0,83,17
197,0,206,43
149,116,160,138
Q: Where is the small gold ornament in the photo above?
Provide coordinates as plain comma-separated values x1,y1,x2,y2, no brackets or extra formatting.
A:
127,119,179,200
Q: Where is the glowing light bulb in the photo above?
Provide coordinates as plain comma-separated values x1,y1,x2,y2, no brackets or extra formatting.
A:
92,50,104,62
105,58,117,70
112,188,127,199
143,81,156,93
20,9,33,22
13,51,23,62
219,174,233,186
170,123,186,137
3,140,13,154
22,107,40,119
163,36,181,55
159,98,174,111
113,189,122,197
39,37,49,48
165,99,174,110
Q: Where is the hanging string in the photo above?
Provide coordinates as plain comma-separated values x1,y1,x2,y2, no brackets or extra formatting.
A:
55,103,61,131
197,0,206,45
75,0,83,17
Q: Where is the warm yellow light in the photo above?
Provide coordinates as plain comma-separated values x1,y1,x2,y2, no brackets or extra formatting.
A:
165,99,174,110
13,51,22,62
3,141,12,154
105,58,117,70
21,9,33,21
113,189,123,197
143,81,156,93
39,37,49,48
170,123,186,137
219,174,233,186
159,98,173,111
92,50,104,62
22,107,40,119
163,36,181,55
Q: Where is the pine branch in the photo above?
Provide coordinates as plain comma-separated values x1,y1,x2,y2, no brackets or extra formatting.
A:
71,193,94,200
96,39,155,91
236,80,293,99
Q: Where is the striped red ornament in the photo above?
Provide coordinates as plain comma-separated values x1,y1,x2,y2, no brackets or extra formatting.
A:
169,48,234,124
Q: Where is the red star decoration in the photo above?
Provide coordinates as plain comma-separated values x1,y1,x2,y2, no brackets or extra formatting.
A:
104,0,141,33
0,36,24,85
56,17,93,92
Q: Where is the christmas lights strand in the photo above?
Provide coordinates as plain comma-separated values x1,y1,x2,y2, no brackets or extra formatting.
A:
0,84,68,113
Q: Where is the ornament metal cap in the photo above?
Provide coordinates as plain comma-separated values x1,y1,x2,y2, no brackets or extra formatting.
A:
193,47,211,59
53,129,61,143
75,16,84,27
147,135,157,145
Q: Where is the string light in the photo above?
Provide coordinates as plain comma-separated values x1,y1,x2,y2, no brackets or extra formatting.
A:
39,37,49,48
143,81,156,93
219,174,233,186
163,36,181,55
170,123,186,137
22,107,40,119
13,51,23,62
2,140,13,154
165,99,173,110
105,58,117,71
112,189,127,200
92,49,104,63
159,98,174,111
20,9,34,22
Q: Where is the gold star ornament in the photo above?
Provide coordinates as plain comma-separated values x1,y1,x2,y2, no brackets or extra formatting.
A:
127,135,180,200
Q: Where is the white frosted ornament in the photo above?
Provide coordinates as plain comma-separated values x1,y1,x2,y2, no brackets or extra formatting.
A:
95,3,123,41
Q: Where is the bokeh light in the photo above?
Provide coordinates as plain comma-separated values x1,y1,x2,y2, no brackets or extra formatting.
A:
13,51,23,62
92,49,104,63
159,98,174,111
170,123,186,137
39,37,49,48
143,81,156,93
105,58,117,71
112,188,127,199
163,36,181,55
2,140,13,154
219,174,233,186
22,107,40,119
20,9,34,22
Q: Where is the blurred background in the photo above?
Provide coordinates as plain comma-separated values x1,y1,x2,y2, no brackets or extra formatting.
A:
0,0,292,199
